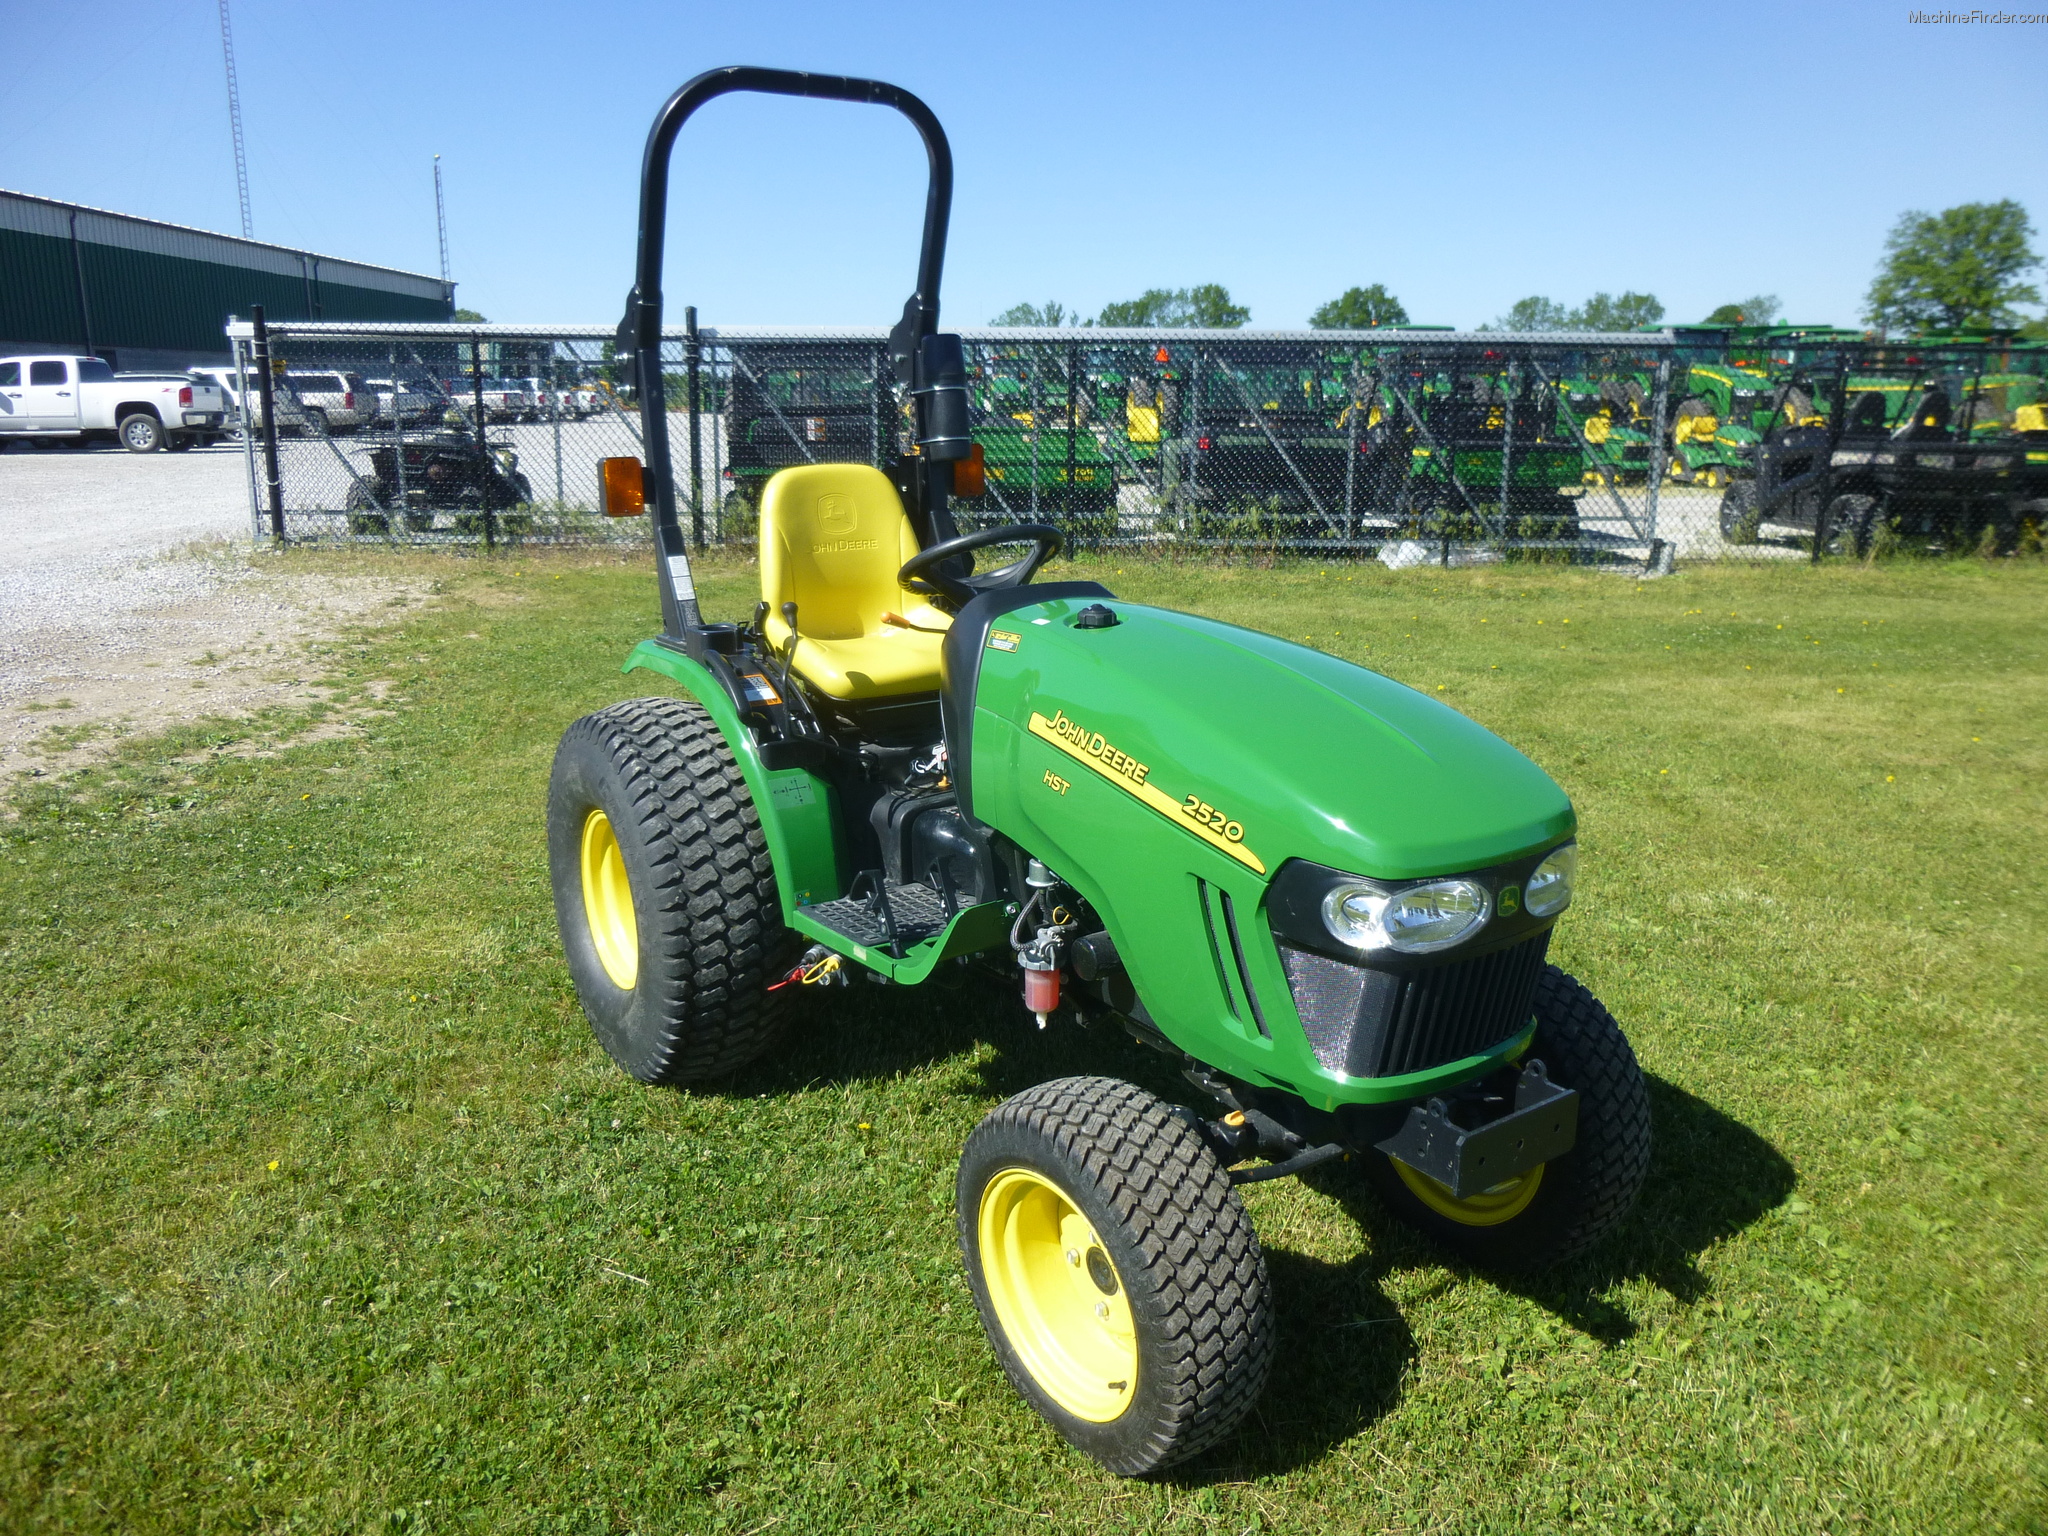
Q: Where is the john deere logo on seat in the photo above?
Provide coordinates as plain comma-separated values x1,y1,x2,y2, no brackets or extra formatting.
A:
816,493,856,535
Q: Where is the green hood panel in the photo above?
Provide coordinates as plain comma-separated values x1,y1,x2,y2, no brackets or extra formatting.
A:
964,595,1574,1105
970,600,1573,883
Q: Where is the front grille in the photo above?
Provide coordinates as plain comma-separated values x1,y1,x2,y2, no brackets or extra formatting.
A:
1279,930,1551,1079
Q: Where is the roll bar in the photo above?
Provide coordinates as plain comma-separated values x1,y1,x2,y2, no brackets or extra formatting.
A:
620,66,955,644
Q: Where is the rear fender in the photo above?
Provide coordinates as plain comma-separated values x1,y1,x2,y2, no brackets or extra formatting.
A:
621,640,842,914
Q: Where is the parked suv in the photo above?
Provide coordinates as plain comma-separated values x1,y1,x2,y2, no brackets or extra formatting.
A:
278,371,370,434
363,377,439,427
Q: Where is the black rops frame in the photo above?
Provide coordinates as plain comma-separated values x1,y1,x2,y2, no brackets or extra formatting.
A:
619,66,964,653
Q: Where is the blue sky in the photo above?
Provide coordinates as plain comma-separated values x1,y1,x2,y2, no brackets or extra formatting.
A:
5,0,2043,330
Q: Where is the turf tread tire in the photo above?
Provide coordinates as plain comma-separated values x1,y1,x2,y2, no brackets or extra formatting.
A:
957,1076,1273,1475
1365,965,1651,1271
547,696,792,1085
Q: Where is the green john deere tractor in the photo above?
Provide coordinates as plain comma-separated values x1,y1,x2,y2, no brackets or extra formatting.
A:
1670,361,1777,488
551,67,1651,1476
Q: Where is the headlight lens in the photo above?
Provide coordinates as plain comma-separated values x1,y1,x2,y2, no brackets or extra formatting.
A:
1321,878,1491,955
1525,843,1577,917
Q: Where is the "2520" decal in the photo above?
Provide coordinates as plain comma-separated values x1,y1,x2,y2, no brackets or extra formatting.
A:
1181,795,1245,843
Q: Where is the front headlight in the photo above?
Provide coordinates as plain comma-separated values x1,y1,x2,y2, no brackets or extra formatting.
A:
1525,843,1577,917
1321,878,1491,955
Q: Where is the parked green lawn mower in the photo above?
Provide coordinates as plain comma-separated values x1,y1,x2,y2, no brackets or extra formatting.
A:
549,67,1651,1476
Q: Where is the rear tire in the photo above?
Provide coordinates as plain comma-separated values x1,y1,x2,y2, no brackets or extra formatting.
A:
1362,966,1650,1271
119,413,163,452
1825,493,1878,557
547,697,793,1084
1718,479,1761,543
958,1076,1273,1476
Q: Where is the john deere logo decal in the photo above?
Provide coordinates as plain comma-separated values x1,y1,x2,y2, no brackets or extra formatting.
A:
1498,884,1521,915
815,493,856,535
1027,708,1265,875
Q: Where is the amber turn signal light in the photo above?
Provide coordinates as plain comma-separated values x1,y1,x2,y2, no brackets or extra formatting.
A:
951,441,986,499
598,457,646,516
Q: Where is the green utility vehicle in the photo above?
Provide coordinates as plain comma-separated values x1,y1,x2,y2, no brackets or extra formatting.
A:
719,341,890,516
552,68,1650,1476
971,365,1118,527
1377,366,1585,547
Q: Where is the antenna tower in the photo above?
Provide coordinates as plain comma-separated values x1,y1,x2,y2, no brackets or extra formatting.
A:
433,156,452,285
217,0,253,238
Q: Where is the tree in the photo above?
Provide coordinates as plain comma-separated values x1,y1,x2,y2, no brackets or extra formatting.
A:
990,301,1074,326
1097,290,1177,327
453,307,488,323
1703,294,1781,326
1185,284,1250,328
1309,284,1409,329
1864,201,2041,333
1492,296,1572,331
1096,284,1249,328
1575,291,1665,330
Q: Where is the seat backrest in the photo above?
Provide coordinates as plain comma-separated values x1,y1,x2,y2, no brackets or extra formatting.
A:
759,464,922,640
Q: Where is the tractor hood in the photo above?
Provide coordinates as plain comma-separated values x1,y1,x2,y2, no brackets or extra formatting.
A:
959,591,1574,884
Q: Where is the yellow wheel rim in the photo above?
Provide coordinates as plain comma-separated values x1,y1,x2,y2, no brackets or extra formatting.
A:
579,809,638,990
977,1168,1137,1423
1393,1157,1544,1227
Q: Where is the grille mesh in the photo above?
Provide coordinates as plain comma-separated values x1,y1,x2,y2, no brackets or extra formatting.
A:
1280,930,1551,1078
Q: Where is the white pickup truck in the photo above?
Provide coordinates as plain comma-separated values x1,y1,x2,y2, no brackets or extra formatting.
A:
0,354,228,451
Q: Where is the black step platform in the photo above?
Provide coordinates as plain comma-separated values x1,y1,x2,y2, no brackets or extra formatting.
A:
804,877,954,953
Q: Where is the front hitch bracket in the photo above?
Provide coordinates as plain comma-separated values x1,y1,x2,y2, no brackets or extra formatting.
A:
1375,1059,1579,1200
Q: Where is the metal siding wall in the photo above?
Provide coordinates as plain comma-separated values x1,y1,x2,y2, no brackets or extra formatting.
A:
310,280,455,325
0,227,90,347
77,241,318,352
2,192,454,355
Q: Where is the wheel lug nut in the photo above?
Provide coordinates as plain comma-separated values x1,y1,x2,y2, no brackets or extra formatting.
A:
1066,1249,1080,1266
1095,1302,1109,1319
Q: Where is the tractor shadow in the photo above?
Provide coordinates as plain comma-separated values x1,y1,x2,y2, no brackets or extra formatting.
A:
724,963,1178,1098
1163,1074,1794,1482
1323,1072,1800,1345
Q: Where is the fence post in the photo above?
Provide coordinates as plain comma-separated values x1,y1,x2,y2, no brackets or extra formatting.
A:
472,333,493,551
1029,349,1041,521
1065,342,1078,520
551,353,565,509
1499,360,1515,552
231,328,261,543
713,341,726,542
251,304,286,546
686,306,704,550
1343,358,1359,543
390,343,409,537
1647,357,1670,568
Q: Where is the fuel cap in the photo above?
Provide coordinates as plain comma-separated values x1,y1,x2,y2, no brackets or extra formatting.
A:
1073,603,1120,629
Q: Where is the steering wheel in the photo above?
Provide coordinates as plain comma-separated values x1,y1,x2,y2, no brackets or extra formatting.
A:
898,523,1064,607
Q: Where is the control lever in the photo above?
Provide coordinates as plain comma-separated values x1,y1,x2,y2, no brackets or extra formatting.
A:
777,601,800,690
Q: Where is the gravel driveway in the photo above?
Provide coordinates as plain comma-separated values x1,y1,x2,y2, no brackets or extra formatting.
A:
0,438,413,778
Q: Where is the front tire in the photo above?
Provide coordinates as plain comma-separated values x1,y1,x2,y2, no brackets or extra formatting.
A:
1363,966,1650,1271
1718,480,1761,543
546,697,794,1084
958,1076,1274,1476
1825,493,1878,557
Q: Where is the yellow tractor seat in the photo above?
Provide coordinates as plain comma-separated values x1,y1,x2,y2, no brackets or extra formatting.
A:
758,463,953,700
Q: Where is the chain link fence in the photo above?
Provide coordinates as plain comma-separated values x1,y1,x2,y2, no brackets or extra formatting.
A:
222,321,2048,566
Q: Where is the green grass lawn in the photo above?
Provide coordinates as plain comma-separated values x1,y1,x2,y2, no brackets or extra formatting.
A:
3,551,2044,1534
